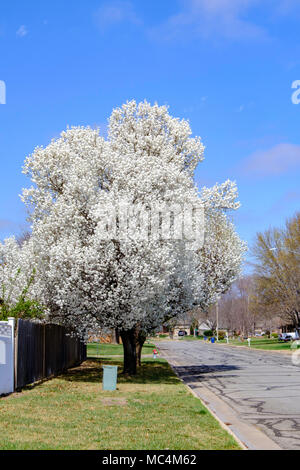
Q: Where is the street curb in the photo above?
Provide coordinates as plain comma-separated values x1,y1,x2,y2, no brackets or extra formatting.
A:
167,360,248,450
159,349,282,451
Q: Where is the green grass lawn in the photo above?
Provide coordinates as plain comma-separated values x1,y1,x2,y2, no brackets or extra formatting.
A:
87,342,155,356
183,335,297,351
179,335,203,341
218,337,297,351
0,345,240,450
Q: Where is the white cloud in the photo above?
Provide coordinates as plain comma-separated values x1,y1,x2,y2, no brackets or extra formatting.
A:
94,1,142,32
16,25,28,38
148,0,268,42
240,143,300,177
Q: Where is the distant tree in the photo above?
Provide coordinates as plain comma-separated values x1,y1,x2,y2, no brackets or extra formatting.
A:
251,212,300,328
203,275,255,336
16,229,31,247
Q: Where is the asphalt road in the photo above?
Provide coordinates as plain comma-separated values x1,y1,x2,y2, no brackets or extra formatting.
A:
158,340,300,450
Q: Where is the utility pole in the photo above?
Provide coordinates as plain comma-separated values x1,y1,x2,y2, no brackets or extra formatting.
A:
216,300,219,341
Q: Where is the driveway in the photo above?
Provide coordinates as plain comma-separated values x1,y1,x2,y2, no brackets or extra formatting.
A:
158,340,300,450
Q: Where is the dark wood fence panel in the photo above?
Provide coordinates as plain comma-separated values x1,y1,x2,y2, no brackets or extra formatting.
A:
16,320,86,389
16,321,45,389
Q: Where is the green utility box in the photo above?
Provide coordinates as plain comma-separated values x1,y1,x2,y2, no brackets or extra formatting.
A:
102,365,118,391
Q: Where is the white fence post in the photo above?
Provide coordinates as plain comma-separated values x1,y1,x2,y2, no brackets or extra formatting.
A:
8,317,15,390
0,318,15,395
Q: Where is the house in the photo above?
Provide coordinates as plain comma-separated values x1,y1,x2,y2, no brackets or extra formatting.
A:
173,323,190,338
197,321,213,335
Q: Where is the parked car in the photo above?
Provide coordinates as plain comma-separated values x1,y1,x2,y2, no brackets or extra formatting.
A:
279,333,291,341
279,332,299,342
178,330,188,336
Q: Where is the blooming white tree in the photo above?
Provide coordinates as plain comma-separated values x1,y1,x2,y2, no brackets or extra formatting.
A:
0,237,29,308
19,102,207,373
2,100,245,374
0,236,44,319
194,208,247,311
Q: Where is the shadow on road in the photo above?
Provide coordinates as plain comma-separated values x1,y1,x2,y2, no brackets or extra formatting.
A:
173,364,241,383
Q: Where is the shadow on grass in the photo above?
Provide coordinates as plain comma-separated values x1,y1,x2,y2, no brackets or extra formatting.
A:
60,357,180,385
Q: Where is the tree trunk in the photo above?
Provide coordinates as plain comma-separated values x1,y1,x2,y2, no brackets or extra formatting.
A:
115,328,120,344
120,328,137,375
136,331,147,367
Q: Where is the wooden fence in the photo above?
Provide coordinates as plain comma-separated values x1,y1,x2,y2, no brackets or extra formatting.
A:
16,319,86,389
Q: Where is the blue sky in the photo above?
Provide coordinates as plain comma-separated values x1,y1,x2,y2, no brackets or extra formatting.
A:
1,0,300,272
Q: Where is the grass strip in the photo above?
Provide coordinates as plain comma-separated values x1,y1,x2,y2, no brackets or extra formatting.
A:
0,346,240,450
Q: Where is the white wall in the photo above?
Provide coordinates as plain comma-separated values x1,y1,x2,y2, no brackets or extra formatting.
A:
0,318,15,395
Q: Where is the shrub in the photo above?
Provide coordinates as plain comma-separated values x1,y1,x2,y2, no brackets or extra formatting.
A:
217,330,226,340
0,297,44,321
203,330,213,337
